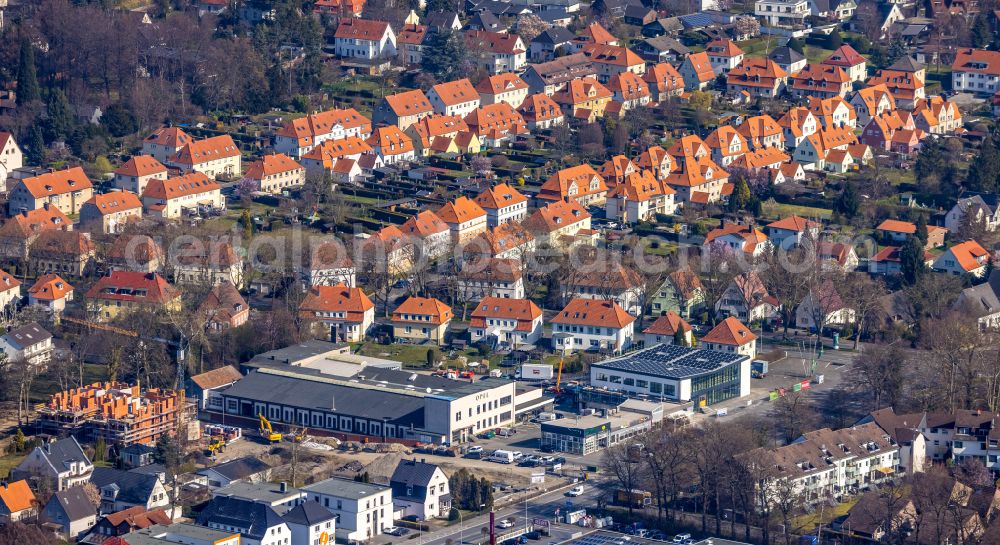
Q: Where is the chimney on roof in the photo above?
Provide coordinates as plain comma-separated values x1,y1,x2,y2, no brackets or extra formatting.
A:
280,482,288,492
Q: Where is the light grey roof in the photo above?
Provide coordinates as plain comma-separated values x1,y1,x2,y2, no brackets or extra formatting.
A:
591,344,747,380
282,502,336,526
213,481,303,506
247,340,347,366
888,55,925,72
90,468,160,505
641,36,690,55
37,437,90,471
303,477,390,500
957,270,1000,317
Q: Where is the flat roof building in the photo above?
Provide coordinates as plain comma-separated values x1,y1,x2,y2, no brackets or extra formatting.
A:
589,344,750,407
540,399,662,455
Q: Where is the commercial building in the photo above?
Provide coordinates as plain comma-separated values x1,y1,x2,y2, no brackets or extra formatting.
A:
37,382,182,445
589,343,750,406
216,359,523,444
539,399,662,455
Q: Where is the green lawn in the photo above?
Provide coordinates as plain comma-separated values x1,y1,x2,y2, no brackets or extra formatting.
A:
792,496,859,531
803,45,834,64
762,202,833,221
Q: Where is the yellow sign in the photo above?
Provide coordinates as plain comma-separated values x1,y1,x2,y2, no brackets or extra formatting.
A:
320,532,329,545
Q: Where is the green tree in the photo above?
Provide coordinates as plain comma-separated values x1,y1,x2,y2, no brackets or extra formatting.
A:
45,89,75,142
94,437,106,463
835,182,860,219
24,125,45,165
787,38,805,54
426,348,439,368
726,175,751,213
824,32,843,49
421,30,467,82
915,214,928,247
16,37,40,106
673,328,687,347
94,156,113,176
688,91,712,111
966,133,1000,193
153,433,180,471
900,236,925,286
241,209,254,241
971,15,991,48
887,39,907,65
12,428,25,453
101,103,139,138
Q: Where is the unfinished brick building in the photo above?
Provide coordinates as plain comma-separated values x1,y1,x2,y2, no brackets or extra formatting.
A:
37,382,181,446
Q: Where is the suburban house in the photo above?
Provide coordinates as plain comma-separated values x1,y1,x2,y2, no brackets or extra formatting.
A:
391,296,452,345
703,223,769,257
244,154,306,194
400,210,451,260
464,30,527,74
538,164,608,206
822,44,867,82
90,467,170,513
651,269,705,319
113,156,168,195
867,69,925,109
85,271,182,321
457,258,525,300
946,195,1000,233
474,183,528,227
716,271,779,323
701,316,757,359
477,73,530,108
273,107,372,158
726,58,788,98
366,126,415,165
142,127,192,163
777,107,819,150
196,457,272,488
642,311,694,347
551,77,613,121
0,132,24,191
736,115,784,150
427,79,481,118
299,284,376,343
563,263,645,317
933,240,991,277
679,51,715,90
302,478,393,542
850,84,896,126
0,321,54,367
765,215,820,248
334,19,396,61
705,39,744,75
27,273,73,315
605,169,677,224
197,496,291,545
40,486,98,539
522,199,594,250
551,298,635,354
13,437,94,491
794,280,856,330
79,192,143,234
373,90,434,130
282,502,337,545
390,459,451,521
8,167,94,216
643,62,685,102
165,134,242,179
875,219,946,248
469,297,544,347
754,0,809,27
789,63,852,99
0,480,38,524
768,45,806,76
172,240,244,289
437,196,488,245
951,48,1000,95
199,282,250,331
519,93,565,130
141,172,223,219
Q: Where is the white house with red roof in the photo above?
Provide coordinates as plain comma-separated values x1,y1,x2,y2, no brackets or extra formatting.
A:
469,297,543,347
299,284,375,342
27,273,73,315
244,153,305,194
142,127,192,163
427,79,481,118
401,210,451,260
822,44,867,82
474,183,528,226
795,280,855,330
518,94,564,130
0,270,21,320
702,316,757,359
933,240,991,277
392,296,452,345
141,172,223,219
464,30,527,74
703,223,769,257
538,164,608,206
551,298,635,354
476,73,529,109
0,132,23,192
366,126,415,164
951,48,1000,95
165,134,242,179
334,19,396,60
642,311,693,346
705,39,745,76
764,215,821,248
437,196,488,245
79,191,143,234
716,271,780,322
114,156,168,195
605,170,676,224
522,200,594,250
273,108,371,158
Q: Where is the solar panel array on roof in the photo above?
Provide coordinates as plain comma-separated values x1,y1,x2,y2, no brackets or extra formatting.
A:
679,12,713,28
592,344,747,379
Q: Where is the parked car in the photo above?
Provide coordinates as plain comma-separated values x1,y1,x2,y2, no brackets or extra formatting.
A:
496,519,515,529
671,535,691,544
385,527,409,536
567,485,584,497
467,446,483,454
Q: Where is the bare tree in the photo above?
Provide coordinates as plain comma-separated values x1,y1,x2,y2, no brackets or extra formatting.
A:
603,439,645,517
850,343,906,410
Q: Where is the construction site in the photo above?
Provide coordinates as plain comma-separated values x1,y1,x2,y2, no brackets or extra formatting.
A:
36,382,183,446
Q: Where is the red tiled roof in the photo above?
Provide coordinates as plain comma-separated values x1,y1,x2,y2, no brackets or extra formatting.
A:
86,272,181,305
392,296,452,324
244,153,304,179
643,311,692,336
142,172,220,200
115,156,167,177
702,316,756,346
552,298,634,328
335,19,391,40
84,192,142,215
18,167,93,199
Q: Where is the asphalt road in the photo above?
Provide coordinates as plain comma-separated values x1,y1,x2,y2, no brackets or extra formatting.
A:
376,481,609,545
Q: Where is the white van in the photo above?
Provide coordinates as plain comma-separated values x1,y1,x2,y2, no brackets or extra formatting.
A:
489,449,515,464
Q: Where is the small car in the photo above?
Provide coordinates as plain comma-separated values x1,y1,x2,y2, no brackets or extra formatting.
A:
672,535,692,544
567,485,584,497
496,519,515,529
466,446,483,454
